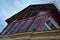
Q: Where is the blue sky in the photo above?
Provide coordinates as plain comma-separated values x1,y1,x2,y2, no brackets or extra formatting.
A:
0,0,60,32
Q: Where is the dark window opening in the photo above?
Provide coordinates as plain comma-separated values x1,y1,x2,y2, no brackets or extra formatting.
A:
24,12,31,19
30,12,38,17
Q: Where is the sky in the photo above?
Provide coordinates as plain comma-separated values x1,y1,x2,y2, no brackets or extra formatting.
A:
0,0,60,32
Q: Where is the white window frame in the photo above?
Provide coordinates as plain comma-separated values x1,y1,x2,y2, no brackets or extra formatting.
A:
45,16,60,30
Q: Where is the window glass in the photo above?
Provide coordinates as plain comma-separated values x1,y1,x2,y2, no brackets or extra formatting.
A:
46,20,57,30
6,20,18,34
7,22,19,34
19,19,32,32
11,19,26,34
41,24,50,31
27,16,43,32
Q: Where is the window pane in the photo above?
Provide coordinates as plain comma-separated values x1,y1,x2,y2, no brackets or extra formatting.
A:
42,24,50,31
6,20,18,34
46,20,57,30
11,19,26,34
19,19,32,32
27,16,43,32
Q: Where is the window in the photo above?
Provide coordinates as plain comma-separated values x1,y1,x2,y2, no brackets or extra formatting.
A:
27,16,43,32
11,19,26,34
19,18,33,32
46,17,60,30
41,24,50,31
46,20,57,30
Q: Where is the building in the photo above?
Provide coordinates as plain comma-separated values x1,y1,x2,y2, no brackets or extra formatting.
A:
0,30,60,40
1,3,60,36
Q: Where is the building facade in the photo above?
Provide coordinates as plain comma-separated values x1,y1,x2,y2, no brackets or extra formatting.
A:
1,4,60,35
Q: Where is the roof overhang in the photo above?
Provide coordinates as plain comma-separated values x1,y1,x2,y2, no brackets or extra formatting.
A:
6,3,60,24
